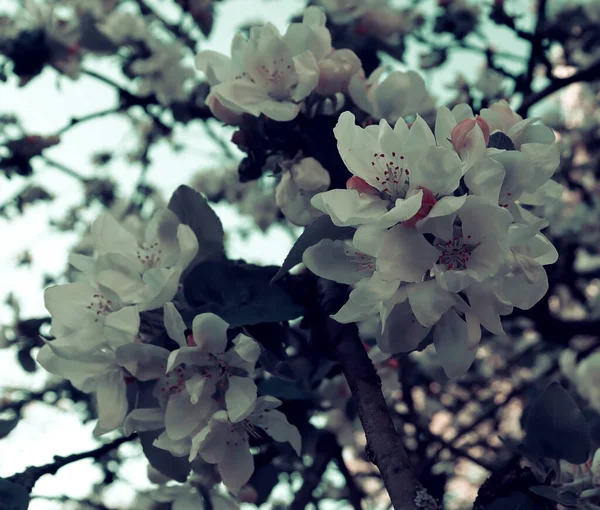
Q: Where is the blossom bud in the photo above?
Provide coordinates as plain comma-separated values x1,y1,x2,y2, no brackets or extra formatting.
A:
403,187,436,227
276,157,331,226
358,8,408,39
239,485,259,504
231,129,248,149
316,49,361,96
206,94,243,125
346,176,378,195
450,116,490,153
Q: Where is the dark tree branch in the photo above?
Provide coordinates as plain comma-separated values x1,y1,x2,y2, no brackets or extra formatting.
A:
7,434,137,492
517,59,600,116
290,433,337,510
313,280,425,510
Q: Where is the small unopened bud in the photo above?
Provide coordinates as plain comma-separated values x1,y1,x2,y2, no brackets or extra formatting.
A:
231,129,248,149
403,187,436,227
316,49,361,96
358,9,408,39
239,485,259,504
450,116,490,153
206,94,243,125
346,176,378,195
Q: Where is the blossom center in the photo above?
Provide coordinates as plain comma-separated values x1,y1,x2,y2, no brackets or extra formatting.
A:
136,241,162,267
370,151,409,200
257,57,295,100
86,293,115,321
434,227,478,270
344,245,375,273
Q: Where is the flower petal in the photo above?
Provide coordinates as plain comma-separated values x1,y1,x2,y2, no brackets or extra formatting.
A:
226,376,257,423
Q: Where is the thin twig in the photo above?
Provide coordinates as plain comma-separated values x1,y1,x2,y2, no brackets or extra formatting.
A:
56,107,122,136
518,59,600,116
7,434,137,492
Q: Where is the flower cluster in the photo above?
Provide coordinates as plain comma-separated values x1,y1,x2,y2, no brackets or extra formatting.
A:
37,209,199,434
123,305,301,492
304,100,561,377
195,6,362,122
38,208,301,492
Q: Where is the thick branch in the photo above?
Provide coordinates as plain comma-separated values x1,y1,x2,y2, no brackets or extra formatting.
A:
313,280,424,510
7,434,137,492
518,59,600,116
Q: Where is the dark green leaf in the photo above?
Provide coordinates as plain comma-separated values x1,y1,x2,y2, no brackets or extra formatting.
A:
0,417,20,439
259,378,312,401
524,381,590,464
184,261,305,327
486,491,536,510
139,430,190,483
168,185,225,270
17,348,36,373
488,132,516,151
0,479,29,510
271,215,354,283
529,486,578,507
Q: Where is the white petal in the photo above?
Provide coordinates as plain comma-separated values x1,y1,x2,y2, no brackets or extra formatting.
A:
91,213,138,256
434,106,456,149
164,302,187,347
376,191,424,229
407,280,457,327
433,310,478,378
226,376,257,423
94,369,128,435
253,409,302,456
233,334,261,364
377,226,438,282
103,306,140,347
192,313,229,352
124,408,165,434
176,224,199,272
303,239,373,285
378,300,430,353
115,343,169,381
219,441,255,492
166,391,209,440
311,190,388,227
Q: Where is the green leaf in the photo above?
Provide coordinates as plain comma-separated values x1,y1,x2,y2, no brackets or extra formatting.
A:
139,430,190,483
488,132,516,151
184,261,305,327
486,492,536,510
0,479,29,510
524,381,590,464
529,486,578,507
271,215,354,283
167,185,225,270
0,417,20,440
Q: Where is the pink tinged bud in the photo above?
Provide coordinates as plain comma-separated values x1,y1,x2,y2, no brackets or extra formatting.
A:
231,129,247,149
316,49,361,96
346,176,378,195
359,9,408,38
476,115,490,145
206,95,243,125
403,187,436,227
186,334,195,347
451,116,490,152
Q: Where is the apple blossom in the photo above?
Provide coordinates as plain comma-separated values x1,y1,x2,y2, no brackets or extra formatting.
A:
348,68,436,123
196,8,329,121
275,156,331,226
165,309,261,424
311,110,463,229
189,397,301,492
70,208,198,312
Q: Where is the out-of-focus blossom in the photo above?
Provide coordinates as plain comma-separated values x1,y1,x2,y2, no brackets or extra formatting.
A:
348,68,436,123
275,156,331,225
